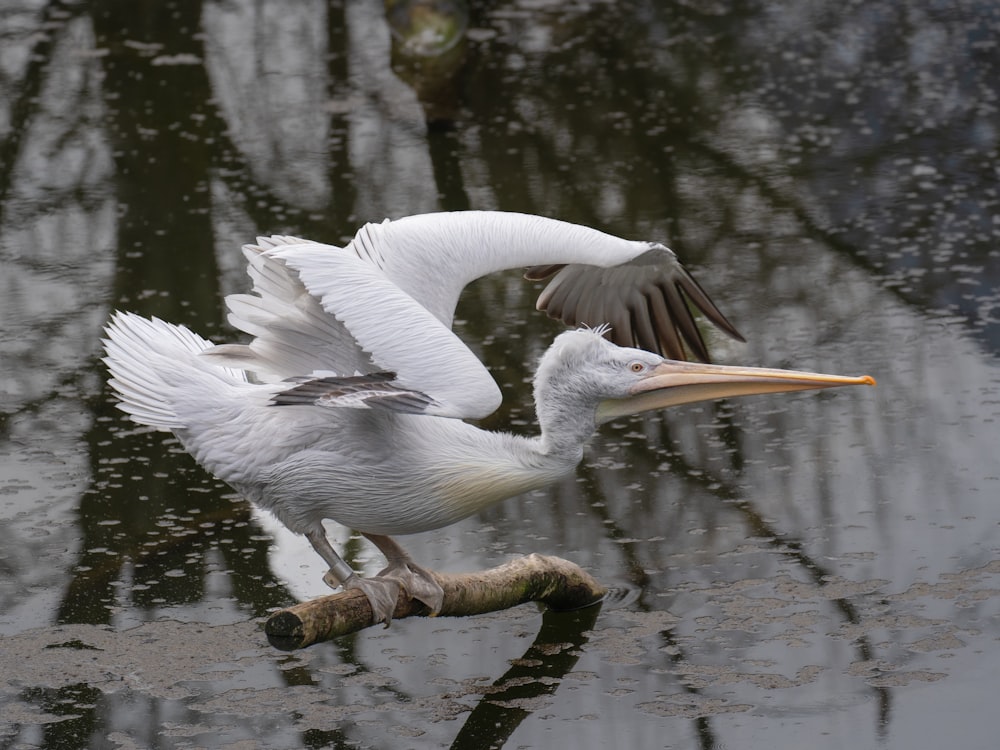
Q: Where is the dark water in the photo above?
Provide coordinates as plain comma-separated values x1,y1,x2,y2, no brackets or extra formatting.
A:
2,1,999,748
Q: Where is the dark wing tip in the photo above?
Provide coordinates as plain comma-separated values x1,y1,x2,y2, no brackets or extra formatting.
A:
530,251,744,363
673,269,745,344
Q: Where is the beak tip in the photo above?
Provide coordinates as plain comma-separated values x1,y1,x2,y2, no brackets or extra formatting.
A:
861,375,876,387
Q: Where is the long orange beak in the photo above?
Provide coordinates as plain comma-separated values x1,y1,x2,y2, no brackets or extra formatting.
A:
596,360,875,424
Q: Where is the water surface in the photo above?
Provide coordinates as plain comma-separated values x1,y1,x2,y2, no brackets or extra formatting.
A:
1,1,998,748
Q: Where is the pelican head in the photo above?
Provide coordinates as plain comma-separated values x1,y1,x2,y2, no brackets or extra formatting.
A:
533,329,875,430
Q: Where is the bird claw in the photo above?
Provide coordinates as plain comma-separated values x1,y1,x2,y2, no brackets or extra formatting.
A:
377,561,445,616
343,575,403,627
322,561,444,626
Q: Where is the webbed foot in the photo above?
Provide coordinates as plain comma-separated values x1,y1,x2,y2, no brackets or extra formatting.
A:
341,574,403,627
376,560,445,616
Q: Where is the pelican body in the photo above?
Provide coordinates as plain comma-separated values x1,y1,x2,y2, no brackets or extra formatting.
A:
103,211,873,622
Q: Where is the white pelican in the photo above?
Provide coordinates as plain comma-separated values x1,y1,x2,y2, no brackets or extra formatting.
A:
103,211,874,623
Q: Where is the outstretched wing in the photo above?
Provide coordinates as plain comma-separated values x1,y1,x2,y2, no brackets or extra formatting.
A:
346,211,743,363
202,212,743,419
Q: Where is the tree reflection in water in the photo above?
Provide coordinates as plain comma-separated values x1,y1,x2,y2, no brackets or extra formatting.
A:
1,1,998,748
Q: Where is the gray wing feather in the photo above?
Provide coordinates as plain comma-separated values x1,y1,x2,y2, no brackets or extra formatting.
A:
271,371,438,414
527,246,744,362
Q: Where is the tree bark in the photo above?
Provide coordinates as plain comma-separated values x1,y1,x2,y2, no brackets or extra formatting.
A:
265,554,606,648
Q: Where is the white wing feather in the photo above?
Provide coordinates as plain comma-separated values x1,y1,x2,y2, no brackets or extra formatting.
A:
273,244,502,419
201,237,374,382
345,211,652,328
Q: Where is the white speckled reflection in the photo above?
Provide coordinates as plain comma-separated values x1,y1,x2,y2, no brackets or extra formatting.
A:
0,1,998,748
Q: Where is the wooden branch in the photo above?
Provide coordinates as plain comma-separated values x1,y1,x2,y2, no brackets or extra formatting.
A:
265,554,606,649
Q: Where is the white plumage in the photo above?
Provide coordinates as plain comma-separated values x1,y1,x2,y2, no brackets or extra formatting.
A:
104,211,873,624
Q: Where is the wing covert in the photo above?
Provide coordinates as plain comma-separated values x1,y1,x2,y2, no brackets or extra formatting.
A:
273,245,502,420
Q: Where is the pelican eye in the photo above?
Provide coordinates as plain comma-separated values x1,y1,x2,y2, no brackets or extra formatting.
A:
628,361,646,373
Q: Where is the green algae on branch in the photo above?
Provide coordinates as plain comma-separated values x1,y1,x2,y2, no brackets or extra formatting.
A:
265,554,607,648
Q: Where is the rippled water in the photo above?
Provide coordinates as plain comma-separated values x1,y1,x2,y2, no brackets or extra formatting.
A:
2,1,999,748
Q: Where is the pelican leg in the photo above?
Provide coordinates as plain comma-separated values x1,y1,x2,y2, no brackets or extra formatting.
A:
305,528,355,587
363,533,445,616
305,528,402,626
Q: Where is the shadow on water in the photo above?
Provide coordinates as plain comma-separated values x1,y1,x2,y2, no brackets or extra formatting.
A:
449,604,600,750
